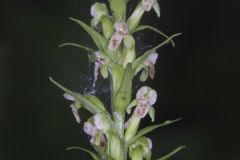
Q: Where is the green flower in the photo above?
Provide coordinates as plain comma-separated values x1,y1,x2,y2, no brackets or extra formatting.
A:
129,137,152,160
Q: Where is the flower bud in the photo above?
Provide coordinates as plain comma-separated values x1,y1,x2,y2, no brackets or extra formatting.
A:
139,68,149,82
91,2,108,18
108,32,123,51
121,35,136,67
129,137,152,160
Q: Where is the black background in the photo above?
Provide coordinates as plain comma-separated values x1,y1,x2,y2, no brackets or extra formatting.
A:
1,0,240,160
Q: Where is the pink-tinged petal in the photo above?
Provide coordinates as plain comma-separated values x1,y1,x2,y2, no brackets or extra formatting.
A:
93,113,111,132
70,105,81,124
63,93,75,101
142,0,156,11
84,122,96,136
144,52,158,66
144,53,158,79
136,86,148,101
148,90,157,105
108,32,123,51
95,51,107,64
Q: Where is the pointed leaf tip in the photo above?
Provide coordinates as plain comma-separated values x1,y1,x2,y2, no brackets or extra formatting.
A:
157,146,186,160
66,146,100,160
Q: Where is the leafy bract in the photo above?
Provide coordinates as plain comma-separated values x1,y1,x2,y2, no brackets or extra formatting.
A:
157,146,186,160
59,43,95,53
133,25,175,47
127,118,182,145
49,77,109,116
69,17,113,57
66,146,100,160
114,64,133,112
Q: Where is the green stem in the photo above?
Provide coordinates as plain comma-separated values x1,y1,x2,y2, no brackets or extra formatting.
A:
113,112,125,139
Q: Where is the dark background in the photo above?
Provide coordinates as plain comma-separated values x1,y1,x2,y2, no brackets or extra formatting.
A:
1,0,239,160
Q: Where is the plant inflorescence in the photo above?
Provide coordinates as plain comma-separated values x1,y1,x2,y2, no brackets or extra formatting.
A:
50,0,185,159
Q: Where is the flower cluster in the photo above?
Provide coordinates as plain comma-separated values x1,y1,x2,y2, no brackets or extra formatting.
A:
50,0,184,160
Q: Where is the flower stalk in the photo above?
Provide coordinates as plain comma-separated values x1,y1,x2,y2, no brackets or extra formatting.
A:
50,0,185,160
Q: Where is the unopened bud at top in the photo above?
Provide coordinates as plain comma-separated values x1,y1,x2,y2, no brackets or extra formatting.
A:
91,2,108,18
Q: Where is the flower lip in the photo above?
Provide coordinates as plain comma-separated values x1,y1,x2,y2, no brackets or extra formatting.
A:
95,51,108,64
134,86,157,118
144,52,158,79
108,32,123,51
70,104,81,124
114,21,129,36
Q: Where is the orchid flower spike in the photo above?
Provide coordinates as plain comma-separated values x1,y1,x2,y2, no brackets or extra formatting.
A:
63,93,81,124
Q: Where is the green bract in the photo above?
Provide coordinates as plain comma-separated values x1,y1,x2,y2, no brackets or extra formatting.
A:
50,0,184,160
